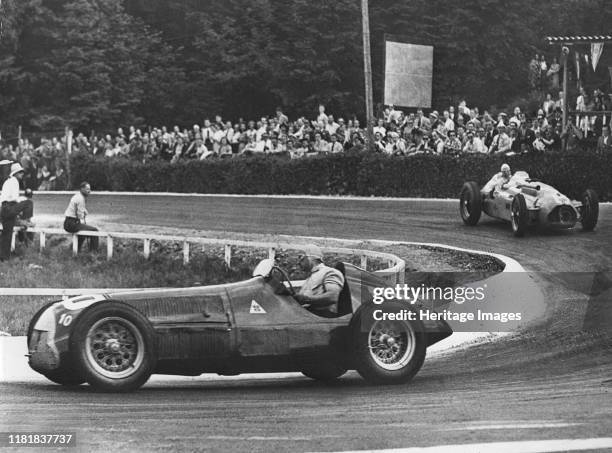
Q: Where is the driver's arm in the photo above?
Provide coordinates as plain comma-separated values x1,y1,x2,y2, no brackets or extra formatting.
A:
294,270,344,307
295,285,342,307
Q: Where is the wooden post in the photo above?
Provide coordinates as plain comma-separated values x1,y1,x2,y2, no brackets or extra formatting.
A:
361,254,368,270
72,235,78,256
562,52,568,132
106,235,113,260
268,247,276,260
361,0,374,146
143,238,151,259
39,231,46,253
10,232,15,252
183,240,190,265
224,244,232,267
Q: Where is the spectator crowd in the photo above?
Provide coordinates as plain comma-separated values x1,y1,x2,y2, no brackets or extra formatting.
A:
1,88,612,191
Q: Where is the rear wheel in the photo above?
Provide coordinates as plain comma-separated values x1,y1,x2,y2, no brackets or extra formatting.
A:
581,189,599,231
71,302,156,392
511,193,528,237
350,303,426,385
459,182,482,226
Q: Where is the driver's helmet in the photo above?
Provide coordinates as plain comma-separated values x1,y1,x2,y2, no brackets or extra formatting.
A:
500,163,511,178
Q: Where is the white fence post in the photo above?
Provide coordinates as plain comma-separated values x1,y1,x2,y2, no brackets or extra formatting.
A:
143,238,151,259
224,244,232,267
72,235,78,256
10,232,16,252
39,231,46,253
106,235,113,260
361,254,368,270
268,247,276,260
183,240,190,265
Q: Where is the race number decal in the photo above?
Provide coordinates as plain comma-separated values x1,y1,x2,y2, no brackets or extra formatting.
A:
58,313,73,326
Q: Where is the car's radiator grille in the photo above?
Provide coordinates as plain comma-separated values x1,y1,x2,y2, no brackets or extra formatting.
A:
548,205,577,224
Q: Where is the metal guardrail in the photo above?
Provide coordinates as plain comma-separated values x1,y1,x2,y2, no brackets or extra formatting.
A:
0,228,405,297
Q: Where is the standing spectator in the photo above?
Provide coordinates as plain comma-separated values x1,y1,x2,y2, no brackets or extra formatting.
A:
597,125,612,153
463,130,487,154
0,163,34,261
316,104,328,123
443,130,462,155
443,110,455,132
529,54,541,92
373,118,386,137
547,57,560,90
490,122,512,154
63,182,98,252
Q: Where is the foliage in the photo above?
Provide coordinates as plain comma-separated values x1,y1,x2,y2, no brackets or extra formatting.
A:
70,151,612,202
2,1,612,131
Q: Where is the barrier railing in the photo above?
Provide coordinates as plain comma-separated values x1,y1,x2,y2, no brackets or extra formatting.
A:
1,228,405,297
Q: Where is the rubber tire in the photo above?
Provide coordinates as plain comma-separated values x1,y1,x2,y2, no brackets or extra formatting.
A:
301,363,347,382
511,193,528,237
581,189,599,231
350,303,426,385
459,181,482,226
28,301,85,386
70,301,156,392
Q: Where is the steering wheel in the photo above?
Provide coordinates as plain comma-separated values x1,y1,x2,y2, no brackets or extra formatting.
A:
271,265,296,296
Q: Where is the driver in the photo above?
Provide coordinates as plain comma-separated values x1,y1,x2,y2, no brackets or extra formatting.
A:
483,163,512,195
294,244,344,318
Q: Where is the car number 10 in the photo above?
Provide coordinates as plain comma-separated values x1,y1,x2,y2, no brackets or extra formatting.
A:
58,313,73,326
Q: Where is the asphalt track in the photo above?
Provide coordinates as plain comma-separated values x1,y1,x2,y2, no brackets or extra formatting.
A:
2,194,612,453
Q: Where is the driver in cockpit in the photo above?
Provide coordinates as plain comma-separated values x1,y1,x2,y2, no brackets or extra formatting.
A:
293,245,345,318
483,163,513,195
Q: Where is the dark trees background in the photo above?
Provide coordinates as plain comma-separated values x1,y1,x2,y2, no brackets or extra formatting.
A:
1,0,611,133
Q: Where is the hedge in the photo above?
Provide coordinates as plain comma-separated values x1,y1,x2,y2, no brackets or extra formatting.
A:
69,151,612,202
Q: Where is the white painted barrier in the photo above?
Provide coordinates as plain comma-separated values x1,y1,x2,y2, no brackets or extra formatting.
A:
0,229,406,297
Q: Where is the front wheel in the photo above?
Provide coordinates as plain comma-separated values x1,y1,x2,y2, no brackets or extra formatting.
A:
70,302,156,392
581,189,599,231
350,303,426,385
459,182,482,226
511,193,528,237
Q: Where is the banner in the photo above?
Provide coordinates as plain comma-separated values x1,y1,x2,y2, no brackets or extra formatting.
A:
591,42,604,71
384,40,433,108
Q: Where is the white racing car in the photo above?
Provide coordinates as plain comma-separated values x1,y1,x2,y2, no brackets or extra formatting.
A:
460,170,599,237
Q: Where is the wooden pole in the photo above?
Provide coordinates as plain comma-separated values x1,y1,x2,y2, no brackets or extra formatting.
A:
562,53,568,132
361,0,374,147
66,127,73,189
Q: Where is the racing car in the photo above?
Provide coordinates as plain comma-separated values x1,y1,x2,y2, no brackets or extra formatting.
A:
27,259,452,392
459,170,599,237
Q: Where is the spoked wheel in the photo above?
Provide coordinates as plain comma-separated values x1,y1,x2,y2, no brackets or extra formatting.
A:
511,193,528,237
367,320,416,371
581,189,599,231
350,303,426,385
85,317,145,380
71,302,156,392
459,182,482,226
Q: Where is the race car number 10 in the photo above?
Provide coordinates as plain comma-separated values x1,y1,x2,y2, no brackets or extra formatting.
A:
58,313,73,326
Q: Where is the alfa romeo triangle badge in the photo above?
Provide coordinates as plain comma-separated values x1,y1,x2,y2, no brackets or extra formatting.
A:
250,300,266,314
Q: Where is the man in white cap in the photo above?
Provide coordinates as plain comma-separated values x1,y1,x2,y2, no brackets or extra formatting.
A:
483,163,513,195
294,244,345,318
0,163,34,261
